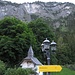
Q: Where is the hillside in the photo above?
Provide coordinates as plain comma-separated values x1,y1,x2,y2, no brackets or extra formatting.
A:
0,0,75,28
0,0,31,21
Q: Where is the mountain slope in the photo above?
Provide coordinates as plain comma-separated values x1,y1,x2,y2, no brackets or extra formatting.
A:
24,1,75,19
0,0,31,21
0,1,75,28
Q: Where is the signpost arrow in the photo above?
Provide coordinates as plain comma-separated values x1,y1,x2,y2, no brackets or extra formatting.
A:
39,65,62,72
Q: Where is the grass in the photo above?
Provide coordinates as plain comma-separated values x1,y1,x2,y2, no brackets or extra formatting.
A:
49,67,75,75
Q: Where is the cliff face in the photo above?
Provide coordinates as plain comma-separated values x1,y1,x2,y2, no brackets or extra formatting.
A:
24,2,75,19
0,1,31,21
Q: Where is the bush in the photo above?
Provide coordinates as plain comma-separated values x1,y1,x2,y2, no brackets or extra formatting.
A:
16,68,29,75
4,67,34,75
26,68,36,74
4,68,17,75
0,60,6,75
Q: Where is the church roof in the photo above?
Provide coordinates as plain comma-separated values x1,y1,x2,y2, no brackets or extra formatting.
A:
24,56,42,65
24,46,42,65
28,46,34,57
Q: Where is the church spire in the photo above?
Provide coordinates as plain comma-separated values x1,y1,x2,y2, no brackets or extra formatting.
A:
28,46,34,57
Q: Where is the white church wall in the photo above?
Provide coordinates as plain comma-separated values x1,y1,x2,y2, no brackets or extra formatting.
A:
21,61,34,68
21,62,27,68
33,65,43,75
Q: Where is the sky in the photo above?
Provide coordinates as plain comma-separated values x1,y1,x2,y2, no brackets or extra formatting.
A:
4,0,75,4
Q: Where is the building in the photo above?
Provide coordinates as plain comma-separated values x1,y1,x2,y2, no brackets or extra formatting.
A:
20,46,43,75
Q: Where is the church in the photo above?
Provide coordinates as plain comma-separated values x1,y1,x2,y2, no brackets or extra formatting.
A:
20,46,43,75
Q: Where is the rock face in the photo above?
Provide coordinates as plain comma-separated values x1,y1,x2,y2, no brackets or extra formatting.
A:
0,0,31,21
23,2,75,20
0,1,75,27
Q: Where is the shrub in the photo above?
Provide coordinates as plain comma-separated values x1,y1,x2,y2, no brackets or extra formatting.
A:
4,68,17,75
16,68,29,75
4,67,34,75
0,60,6,75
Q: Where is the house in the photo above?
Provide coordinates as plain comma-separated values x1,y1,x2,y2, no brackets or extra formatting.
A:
20,46,43,75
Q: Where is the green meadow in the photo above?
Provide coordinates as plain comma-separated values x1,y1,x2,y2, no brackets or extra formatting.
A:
50,67,75,75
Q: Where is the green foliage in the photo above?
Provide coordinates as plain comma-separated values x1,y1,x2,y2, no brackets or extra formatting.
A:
4,68,29,75
0,17,29,37
4,67,34,75
55,15,75,64
1,16,75,67
16,68,29,75
0,17,37,66
56,35,72,64
28,18,54,43
0,60,6,75
26,68,35,74
51,52,58,64
28,18,55,63
55,27,75,64
4,68,17,75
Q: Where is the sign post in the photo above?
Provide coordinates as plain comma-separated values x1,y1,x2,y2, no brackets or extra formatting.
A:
39,65,62,72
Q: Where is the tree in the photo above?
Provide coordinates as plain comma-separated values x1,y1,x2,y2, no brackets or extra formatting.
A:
56,36,71,64
28,18,54,42
28,18,55,63
0,17,37,66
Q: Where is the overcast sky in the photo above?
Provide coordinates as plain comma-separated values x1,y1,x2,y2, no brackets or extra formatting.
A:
4,0,75,4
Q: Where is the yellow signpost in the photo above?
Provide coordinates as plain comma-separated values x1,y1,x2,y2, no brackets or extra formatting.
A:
39,65,62,72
